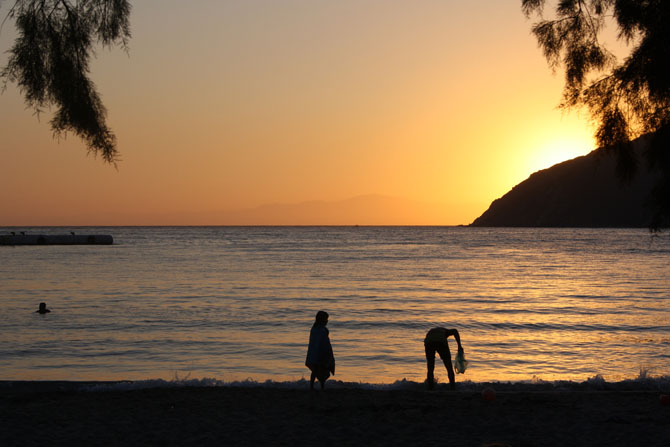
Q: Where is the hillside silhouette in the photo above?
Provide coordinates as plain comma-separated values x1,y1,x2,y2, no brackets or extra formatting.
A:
471,140,657,227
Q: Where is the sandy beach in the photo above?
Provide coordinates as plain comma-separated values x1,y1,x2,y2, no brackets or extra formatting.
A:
2,382,669,446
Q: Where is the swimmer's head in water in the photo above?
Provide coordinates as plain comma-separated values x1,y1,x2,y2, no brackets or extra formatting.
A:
37,302,50,313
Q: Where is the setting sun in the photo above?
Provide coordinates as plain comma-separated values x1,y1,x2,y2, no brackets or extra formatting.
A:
530,132,596,173
509,117,597,185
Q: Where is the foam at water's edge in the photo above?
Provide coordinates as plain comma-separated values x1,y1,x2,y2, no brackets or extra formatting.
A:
75,373,670,392
2,372,668,393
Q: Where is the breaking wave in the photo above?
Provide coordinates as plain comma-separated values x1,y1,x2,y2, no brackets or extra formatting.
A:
70,370,670,393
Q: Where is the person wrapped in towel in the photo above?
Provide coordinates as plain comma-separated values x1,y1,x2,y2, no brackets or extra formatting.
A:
305,311,335,390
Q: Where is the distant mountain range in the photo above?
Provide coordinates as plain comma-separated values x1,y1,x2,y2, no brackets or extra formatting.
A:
471,140,657,227
8,194,454,226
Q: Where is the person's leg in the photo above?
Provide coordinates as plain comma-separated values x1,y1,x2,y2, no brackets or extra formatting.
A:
424,342,436,389
436,344,455,390
317,366,330,390
310,371,317,390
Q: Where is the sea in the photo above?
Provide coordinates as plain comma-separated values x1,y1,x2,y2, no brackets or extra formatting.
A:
1,226,669,389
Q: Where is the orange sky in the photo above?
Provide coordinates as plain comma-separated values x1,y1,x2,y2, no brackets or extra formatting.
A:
0,1,598,226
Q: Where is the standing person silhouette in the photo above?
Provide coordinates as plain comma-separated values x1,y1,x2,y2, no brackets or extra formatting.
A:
305,311,335,390
424,327,463,390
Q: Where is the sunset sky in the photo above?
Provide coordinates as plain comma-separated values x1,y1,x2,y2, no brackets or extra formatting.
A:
0,1,599,226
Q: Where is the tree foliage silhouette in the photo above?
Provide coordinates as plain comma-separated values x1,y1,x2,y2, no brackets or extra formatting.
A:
523,0,669,227
1,0,131,163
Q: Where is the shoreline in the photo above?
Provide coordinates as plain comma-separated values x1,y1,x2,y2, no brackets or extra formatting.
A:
2,382,669,446
2,372,669,391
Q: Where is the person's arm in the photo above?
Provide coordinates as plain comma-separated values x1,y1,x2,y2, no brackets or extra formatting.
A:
446,329,463,352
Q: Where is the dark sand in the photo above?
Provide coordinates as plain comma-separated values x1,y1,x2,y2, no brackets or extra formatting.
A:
1,384,669,446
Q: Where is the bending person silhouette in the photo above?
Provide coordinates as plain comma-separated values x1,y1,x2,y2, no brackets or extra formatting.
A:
305,311,335,390
424,327,463,390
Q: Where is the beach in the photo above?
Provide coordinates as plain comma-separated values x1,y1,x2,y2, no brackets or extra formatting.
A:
2,382,669,446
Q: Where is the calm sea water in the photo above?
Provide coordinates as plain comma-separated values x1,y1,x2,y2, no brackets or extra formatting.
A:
1,227,668,385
